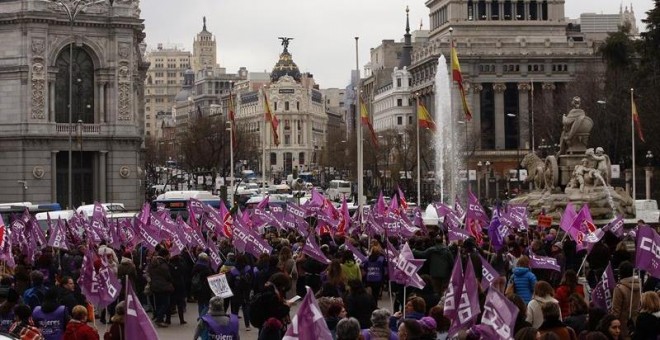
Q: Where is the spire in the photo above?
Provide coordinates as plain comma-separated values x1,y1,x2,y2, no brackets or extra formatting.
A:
202,16,207,32
399,6,413,69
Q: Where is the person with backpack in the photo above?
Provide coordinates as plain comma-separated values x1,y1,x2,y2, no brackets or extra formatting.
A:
9,304,43,340
193,296,240,340
227,253,253,331
191,252,214,318
22,270,48,312
31,289,69,340
364,244,386,300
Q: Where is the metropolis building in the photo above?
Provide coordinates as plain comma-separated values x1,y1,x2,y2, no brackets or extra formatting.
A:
0,1,147,208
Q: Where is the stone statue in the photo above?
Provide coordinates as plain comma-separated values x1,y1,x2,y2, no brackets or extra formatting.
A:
278,37,293,53
520,152,546,189
558,96,593,155
586,147,611,186
569,158,592,192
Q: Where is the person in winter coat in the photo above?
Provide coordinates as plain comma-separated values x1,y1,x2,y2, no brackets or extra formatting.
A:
147,247,174,327
56,276,86,317
62,305,98,340
555,270,585,318
510,255,538,304
117,251,137,299
345,280,377,329
104,301,125,340
596,314,622,340
32,288,69,340
0,287,18,333
361,308,397,340
611,262,641,339
256,273,292,332
389,296,426,332
564,294,589,336
191,252,214,318
193,296,240,340
526,281,560,329
341,251,362,285
412,235,454,295
363,244,386,300
22,270,48,311
538,302,577,340
227,253,253,330
8,304,42,339
166,254,187,325
631,291,660,340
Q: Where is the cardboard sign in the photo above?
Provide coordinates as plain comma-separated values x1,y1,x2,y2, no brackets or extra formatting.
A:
207,273,233,299
537,215,553,228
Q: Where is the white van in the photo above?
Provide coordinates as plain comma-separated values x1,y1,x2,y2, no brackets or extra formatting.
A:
326,180,352,201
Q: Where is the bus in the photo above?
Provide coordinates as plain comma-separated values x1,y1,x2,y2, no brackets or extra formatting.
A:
151,190,222,219
326,180,352,201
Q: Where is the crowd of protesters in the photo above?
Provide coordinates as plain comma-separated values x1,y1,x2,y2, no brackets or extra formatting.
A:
0,210,658,340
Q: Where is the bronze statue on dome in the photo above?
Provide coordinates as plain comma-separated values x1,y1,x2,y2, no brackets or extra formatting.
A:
278,37,293,53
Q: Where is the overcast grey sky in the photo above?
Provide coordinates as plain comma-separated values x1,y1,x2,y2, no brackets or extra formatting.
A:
140,0,653,88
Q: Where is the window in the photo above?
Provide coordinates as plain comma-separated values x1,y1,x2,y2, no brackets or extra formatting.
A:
274,102,278,111
270,152,277,165
408,116,413,124
296,102,300,110
299,152,305,165
55,44,95,123
397,116,403,125
397,99,403,106
284,135,291,145
397,78,402,87
285,101,290,111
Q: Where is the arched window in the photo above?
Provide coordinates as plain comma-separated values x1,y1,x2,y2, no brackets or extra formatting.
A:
55,45,95,124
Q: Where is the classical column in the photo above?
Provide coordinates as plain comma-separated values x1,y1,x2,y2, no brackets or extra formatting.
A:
524,0,530,20
499,1,504,20
518,82,531,149
98,82,105,123
485,0,491,20
49,82,55,121
542,82,556,120
51,151,58,203
471,83,483,150
493,83,507,150
99,150,107,202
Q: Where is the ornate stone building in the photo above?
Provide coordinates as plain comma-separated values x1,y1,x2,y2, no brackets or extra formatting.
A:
0,0,147,208
192,17,217,74
233,43,328,178
409,0,600,181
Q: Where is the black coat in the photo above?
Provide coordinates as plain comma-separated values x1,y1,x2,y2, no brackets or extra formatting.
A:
147,256,174,294
191,260,214,303
345,291,376,329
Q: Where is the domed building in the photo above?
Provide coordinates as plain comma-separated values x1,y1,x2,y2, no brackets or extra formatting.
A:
234,40,328,181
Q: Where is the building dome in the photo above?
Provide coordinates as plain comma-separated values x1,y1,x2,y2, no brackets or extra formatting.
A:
270,50,301,83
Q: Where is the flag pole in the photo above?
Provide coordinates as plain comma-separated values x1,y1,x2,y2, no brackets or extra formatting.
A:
416,94,421,207
355,37,364,209
631,88,636,201
262,88,267,191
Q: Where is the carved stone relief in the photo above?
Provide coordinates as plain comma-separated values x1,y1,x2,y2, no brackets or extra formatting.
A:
31,62,46,119
118,42,130,60
118,64,132,121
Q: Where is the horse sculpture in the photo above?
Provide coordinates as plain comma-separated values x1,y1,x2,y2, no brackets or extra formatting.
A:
520,153,546,190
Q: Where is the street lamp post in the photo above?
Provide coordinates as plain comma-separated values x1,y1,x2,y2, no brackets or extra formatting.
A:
507,112,521,193
227,120,234,205
47,0,112,208
645,150,653,200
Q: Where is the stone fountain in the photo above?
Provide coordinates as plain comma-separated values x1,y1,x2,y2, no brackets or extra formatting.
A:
509,96,635,221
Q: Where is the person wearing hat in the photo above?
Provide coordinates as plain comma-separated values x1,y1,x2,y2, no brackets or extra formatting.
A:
193,296,239,340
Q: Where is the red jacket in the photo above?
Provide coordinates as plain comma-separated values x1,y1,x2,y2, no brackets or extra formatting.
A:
63,320,99,340
554,284,584,317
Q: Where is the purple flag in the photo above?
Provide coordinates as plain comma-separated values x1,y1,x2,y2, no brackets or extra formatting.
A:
91,202,109,242
188,198,206,220
286,202,307,220
78,250,121,309
125,279,158,339
282,287,333,340
529,254,561,272
434,202,454,218
47,218,69,251
444,211,463,230
444,256,464,329
206,237,223,271
389,243,425,289
479,254,501,291
343,241,366,266
454,197,466,218
635,225,660,279
450,258,480,336
567,204,597,252
591,262,616,311
603,215,625,238
467,191,489,226
232,219,272,258
560,202,578,233
302,236,330,264
448,226,470,243
508,204,529,231
479,287,519,340
488,209,510,252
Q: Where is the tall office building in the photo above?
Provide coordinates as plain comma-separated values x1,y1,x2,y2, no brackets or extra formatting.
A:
144,44,191,138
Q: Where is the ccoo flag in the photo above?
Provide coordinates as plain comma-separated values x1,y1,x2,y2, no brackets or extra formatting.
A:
282,287,333,340
451,41,472,121
635,225,660,278
125,279,158,340
591,262,616,311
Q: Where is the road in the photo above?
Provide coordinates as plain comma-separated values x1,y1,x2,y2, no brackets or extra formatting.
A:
92,294,395,339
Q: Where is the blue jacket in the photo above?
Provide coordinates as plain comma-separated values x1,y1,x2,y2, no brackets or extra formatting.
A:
389,311,425,332
512,267,537,304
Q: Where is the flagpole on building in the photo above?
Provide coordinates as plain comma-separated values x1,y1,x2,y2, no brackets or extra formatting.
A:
415,94,422,207
631,88,636,201
355,37,364,209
